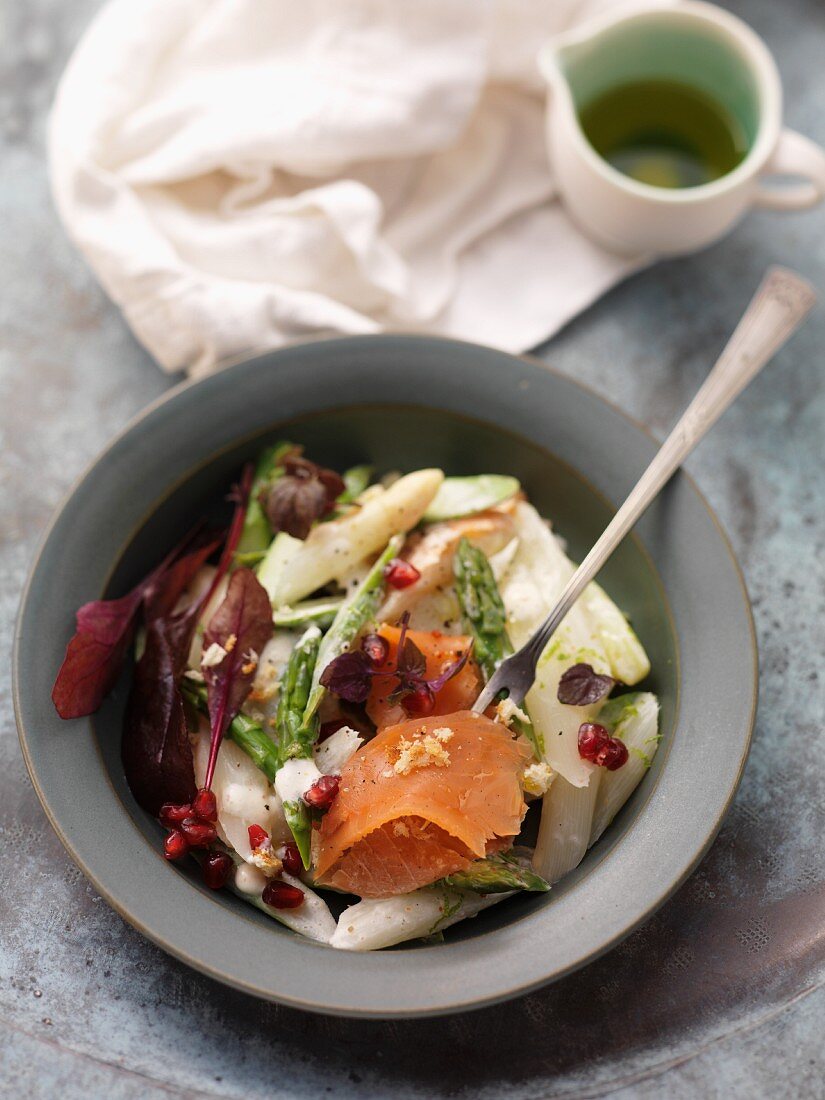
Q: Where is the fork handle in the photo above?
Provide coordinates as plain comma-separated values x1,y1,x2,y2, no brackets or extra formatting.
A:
473,267,815,712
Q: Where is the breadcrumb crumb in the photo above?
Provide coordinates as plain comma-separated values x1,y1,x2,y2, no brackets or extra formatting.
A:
241,648,259,676
495,698,530,728
249,842,283,877
201,642,227,668
393,725,453,775
522,761,555,796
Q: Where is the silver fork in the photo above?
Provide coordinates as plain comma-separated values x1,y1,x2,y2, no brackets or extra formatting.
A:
473,266,816,714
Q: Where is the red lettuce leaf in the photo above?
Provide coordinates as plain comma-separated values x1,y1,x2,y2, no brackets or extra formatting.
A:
121,463,255,813
142,529,222,622
201,568,273,788
212,464,254,590
51,591,145,720
121,614,198,814
52,528,220,719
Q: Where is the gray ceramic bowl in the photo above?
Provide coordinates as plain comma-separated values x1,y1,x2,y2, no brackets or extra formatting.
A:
13,336,756,1017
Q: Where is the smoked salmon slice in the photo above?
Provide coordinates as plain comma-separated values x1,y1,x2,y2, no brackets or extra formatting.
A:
379,509,516,623
316,711,531,897
365,625,482,730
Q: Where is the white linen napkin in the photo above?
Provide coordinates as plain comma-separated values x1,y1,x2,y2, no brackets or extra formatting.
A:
49,0,639,377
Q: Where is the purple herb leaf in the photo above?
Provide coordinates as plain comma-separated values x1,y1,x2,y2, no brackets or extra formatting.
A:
319,611,475,712
260,450,345,540
397,636,427,682
557,663,616,706
426,645,472,694
201,568,273,788
389,612,474,705
52,529,220,720
319,649,376,703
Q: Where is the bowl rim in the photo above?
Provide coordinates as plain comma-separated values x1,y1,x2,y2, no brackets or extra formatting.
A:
13,334,757,1017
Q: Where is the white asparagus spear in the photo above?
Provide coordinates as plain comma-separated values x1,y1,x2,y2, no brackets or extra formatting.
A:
331,887,511,951
263,469,444,607
589,693,660,847
532,771,601,884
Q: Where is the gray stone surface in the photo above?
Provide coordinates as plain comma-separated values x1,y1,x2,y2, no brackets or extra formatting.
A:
1,0,823,1096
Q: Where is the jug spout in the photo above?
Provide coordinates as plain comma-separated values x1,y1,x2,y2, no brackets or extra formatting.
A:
538,0,677,95
537,29,587,92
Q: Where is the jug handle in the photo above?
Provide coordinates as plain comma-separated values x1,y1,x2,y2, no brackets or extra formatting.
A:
754,129,825,210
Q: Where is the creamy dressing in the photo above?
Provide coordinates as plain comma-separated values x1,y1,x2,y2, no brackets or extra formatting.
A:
191,727,288,857
234,863,267,895
275,757,323,806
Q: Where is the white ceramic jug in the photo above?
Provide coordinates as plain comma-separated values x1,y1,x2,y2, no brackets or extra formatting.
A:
540,0,825,255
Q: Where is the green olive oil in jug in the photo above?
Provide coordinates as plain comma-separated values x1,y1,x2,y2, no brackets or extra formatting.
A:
577,79,749,188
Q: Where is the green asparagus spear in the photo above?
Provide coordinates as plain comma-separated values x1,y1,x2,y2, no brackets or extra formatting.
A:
272,626,324,868
453,536,509,680
182,680,280,781
258,531,302,603
275,626,322,761
233,549,268,568
183,662,316,868
424,474,520,522
228,711,282,781
337,464,374,504
236,440,294,555
282,799,312,869
453,537,544,757
272,596,344,630
320,464,374,521
301,533,403,727
440,851,550,894
279,537,398,868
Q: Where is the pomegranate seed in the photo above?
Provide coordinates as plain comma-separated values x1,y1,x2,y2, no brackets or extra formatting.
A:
303,774,340,811
202,851,232,890
361,633,390,667
180,818,217,848
192,787,218,822
248,823,269,850
384,558,420,589
595,737,629,771
262,880,305,909
402,684,435,718
577,722,610,761
578,723,628,770
318,718,349,743
159,802,191,827
164,830,189,861
280,842,303,877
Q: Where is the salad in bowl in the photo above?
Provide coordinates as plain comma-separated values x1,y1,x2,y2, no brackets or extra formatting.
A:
52,443,659,951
